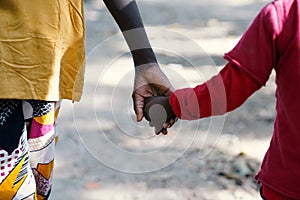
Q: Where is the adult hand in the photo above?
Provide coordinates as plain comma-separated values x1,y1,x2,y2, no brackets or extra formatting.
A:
132,63,176,133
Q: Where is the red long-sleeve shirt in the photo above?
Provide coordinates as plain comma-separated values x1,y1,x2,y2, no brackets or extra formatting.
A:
170,1,300,199
169,62,260,120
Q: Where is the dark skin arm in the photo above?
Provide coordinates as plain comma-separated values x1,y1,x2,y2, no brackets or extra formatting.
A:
103,0,156,66
103,0,175,134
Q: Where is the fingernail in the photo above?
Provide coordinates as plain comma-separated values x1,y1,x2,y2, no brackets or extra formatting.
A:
163,123,168,129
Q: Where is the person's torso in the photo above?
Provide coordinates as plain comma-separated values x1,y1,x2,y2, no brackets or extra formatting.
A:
259,0,300,198
0,0,86,101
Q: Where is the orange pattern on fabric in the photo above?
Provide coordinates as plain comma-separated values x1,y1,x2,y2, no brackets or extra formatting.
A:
34,110,55,125
0,156,28,200
36,194,46,200
36,160,54,180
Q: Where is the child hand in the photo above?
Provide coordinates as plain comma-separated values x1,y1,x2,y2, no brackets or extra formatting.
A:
143,96,177,135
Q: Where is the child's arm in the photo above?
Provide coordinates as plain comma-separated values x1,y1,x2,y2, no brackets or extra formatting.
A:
169,62,261,120
103,0,174,122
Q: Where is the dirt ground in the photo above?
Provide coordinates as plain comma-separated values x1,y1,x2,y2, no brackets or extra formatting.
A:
52,0,275,199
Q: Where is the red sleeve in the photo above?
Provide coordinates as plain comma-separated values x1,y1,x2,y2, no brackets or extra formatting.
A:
169,62,261,120
224,3,277,86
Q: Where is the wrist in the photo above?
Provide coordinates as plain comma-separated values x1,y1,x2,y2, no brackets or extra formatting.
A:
132,48,157,67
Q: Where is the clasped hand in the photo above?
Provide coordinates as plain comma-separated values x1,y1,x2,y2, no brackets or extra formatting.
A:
132,63,177,135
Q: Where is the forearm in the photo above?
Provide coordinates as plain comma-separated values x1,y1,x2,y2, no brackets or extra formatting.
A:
169,62,261,120
103,0,157,66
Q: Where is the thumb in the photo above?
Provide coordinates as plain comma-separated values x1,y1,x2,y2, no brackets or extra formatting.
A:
136,111,144,122
133,93,144,122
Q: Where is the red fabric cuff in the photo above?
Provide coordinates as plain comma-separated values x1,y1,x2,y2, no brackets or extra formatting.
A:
169,85,210,120
169,92,182,119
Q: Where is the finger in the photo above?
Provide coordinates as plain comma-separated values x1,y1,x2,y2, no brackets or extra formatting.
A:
163,122,170,129
169,119,176,126
163,87,175,96
132,94,144,122
170,117,179,125
161,128,168,135
156,85,173,96
155,127,162,135
136,111,144,122
169,119,175,126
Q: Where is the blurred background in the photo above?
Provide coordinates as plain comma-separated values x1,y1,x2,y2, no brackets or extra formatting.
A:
52,0,274,199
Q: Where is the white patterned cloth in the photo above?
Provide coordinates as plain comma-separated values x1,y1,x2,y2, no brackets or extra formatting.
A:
0,100,61,200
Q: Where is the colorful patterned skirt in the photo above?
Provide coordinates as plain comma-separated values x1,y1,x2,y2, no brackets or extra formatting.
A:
0,100,61,200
